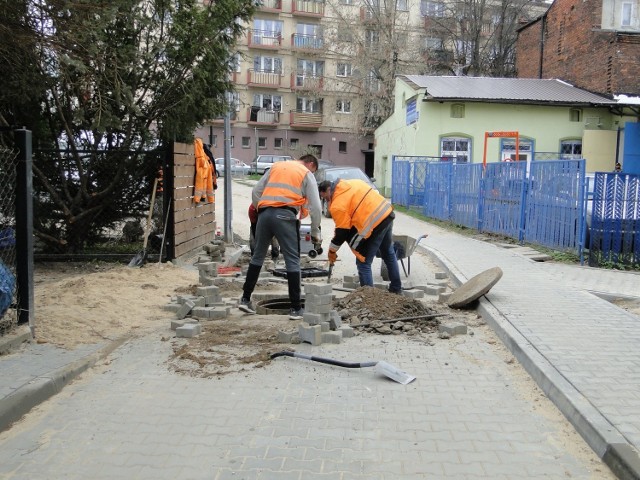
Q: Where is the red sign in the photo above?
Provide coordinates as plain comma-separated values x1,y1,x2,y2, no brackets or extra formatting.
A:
487,131,519,138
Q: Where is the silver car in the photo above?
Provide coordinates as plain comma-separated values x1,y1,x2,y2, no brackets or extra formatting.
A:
314,166,377,217
215,158,251,177
251,154,293,174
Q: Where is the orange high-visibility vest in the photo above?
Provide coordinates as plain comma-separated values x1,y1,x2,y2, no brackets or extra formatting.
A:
258,161,308,210
329,179,393,250
194,138,215,203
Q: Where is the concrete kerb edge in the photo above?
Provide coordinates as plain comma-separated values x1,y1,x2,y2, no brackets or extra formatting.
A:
0,335,129,433
422,245,640,480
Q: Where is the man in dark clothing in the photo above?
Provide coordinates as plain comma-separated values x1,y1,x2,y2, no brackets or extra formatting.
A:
239,154,322,320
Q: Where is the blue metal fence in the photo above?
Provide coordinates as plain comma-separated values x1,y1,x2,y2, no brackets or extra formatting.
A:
391,155,639,266
588,173,640,267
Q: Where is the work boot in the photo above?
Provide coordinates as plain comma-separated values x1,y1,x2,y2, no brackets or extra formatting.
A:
239,297,256,314
286,270,302,315
288,307,304,321
242,263,262,300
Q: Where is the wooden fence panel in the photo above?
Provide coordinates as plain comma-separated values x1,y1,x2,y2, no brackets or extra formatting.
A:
172,142,217,260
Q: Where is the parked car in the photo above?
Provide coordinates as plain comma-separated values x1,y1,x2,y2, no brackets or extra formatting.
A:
251,154,293,174
215,157,251,177
317,159,335,169
314,166,377,217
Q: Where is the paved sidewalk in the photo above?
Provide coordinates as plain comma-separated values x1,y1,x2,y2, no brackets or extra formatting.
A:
391,215,640,479
0,194,638,478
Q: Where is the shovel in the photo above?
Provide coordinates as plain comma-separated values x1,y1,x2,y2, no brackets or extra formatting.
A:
128,178,158,267
270,351,416,385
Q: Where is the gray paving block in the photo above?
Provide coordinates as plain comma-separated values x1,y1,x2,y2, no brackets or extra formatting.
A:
176,323,201,338
340,326,355,338
170,319,199,331
321,331,342,344
197,285,220,296
277,330,298,343
329,311,342,330
304,283,333,295
302,312,330,325
298,324,322,345
401,289,424,299
175,300,195,319
438,322,467,336
304,294,333,307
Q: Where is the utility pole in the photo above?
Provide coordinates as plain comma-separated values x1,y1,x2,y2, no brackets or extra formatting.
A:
223,93,233,243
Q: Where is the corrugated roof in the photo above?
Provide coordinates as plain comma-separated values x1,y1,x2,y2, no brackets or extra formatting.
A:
399,76,618,105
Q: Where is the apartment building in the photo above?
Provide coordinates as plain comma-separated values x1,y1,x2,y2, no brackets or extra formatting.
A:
195,0,550,175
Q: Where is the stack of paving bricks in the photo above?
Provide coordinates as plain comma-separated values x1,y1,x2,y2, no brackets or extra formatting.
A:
345,272,452,302
278,283,354,346
164,259,233,338
202,239,225,262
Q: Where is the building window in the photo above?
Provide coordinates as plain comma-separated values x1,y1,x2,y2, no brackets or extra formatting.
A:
365,29,380,47
339,0,353,4
242,136,251,148
232,53,242,73
569,108,582,122
336,99,351,113
501,139,532,162
395,32,408,47
274,138,284,149
441,137,470,163
229,136,235,148
560,140,582,158
254,55,283,74
451,104,465,118
211,135,218,147
337,63,353,77
396,0,408,11
297,96,323,113
253,93,282,111
421,0,445,17
339,141,347,153
258,137,267,149
622,3,633,26
290,138,299,148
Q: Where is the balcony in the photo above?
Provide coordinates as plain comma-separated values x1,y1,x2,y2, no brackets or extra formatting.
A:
290,73,324,91
248,29,283,49
291,34,324,51
257,0,282,12
248,69,283,88
289,110,323,129
247,107,280,127
292,0,324,16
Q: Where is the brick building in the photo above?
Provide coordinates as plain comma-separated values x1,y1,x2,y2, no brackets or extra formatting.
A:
516,0,640,96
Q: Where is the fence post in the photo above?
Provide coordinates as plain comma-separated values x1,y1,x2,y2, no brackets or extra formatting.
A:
14,129,34,336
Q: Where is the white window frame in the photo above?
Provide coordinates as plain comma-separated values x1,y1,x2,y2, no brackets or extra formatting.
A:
336,99,351,113
440,137,471,163
337,62,353,77
396,0,408,11
421,0,445,17
253,93,282,112
274,138,284,149
254,55,283,74
241,136,251,148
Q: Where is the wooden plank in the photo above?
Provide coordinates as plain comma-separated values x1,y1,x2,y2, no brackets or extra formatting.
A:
175,221,214,245
176,213,215,232
175,196,216,211
174,165,196,177
174,142,193,155
174,175,196,190
175,233,213,258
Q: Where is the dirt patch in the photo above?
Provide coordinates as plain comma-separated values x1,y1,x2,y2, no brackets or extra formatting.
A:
166,314,292,378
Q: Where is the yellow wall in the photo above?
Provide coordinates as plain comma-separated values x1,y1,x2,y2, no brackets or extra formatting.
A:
583,130,618,172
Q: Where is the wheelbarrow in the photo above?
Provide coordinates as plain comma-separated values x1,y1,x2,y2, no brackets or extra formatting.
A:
380,233,428,280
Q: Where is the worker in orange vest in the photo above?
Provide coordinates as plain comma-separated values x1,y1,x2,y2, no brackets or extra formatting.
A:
319,179,402,294
239,154,322,320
